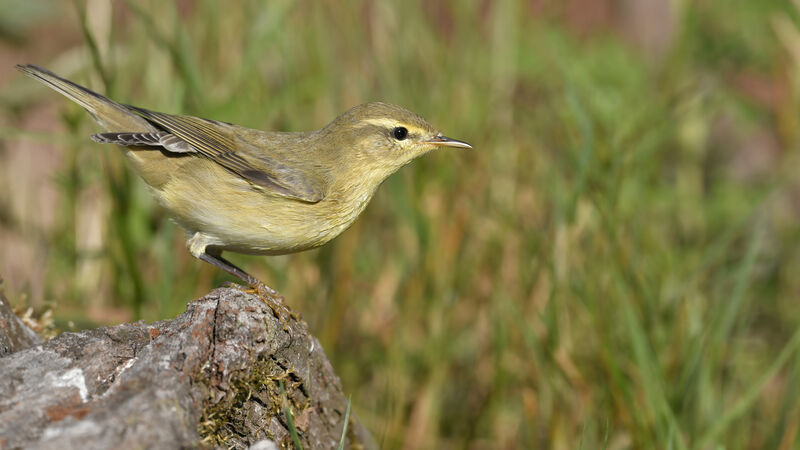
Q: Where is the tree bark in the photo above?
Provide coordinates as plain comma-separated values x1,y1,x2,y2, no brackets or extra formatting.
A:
0,284,375,450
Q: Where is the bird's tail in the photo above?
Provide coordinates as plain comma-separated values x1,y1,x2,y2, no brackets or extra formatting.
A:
16,64,154,132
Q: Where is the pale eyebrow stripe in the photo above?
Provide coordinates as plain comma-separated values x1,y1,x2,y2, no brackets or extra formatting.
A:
359,118,399,128
357,118,426,136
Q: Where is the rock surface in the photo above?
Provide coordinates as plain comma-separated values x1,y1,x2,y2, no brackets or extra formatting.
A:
0,286,375,450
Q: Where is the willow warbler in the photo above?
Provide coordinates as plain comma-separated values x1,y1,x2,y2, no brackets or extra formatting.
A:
17,64,470,288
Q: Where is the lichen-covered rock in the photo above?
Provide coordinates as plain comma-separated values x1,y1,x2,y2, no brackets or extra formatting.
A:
0,287,375,450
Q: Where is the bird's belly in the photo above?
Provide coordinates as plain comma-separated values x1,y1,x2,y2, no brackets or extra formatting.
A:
154,162,367,255
212,211,354,255
173,198,351,255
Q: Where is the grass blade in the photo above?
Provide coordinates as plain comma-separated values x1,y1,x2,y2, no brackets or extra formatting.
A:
337,396,352,450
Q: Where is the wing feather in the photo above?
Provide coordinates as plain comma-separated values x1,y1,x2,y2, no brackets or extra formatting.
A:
122,106,325,203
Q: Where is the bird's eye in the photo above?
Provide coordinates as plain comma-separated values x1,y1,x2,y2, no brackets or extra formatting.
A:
392,126,408,141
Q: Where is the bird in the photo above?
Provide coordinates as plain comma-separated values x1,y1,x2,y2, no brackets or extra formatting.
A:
17,64,471,291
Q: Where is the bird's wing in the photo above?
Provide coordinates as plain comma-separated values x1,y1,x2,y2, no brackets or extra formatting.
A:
92,131,195,153
122,107,326,203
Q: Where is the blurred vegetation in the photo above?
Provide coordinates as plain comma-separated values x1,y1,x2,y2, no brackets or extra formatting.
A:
2,0,800,448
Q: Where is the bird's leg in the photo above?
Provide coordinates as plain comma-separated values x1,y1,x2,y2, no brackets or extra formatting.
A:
187,233,296,325
198,252,260,288
199,252,298,326
188,232,272,291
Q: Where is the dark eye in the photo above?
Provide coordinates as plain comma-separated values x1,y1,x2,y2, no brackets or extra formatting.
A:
392,126,408,140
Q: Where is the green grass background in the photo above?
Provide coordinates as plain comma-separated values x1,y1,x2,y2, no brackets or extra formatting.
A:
2,0,800,448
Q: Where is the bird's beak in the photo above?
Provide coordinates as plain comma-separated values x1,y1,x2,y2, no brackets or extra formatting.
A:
425,135,472,149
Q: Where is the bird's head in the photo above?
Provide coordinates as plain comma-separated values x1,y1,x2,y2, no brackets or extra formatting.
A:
321,102,471,181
